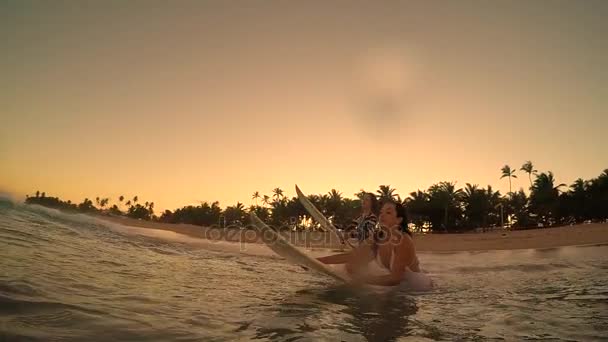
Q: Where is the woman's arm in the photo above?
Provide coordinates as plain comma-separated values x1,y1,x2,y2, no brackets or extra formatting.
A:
317,240,374,267
345,242,375,275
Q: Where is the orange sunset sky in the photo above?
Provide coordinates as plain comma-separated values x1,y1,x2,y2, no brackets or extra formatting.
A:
1,1,606,212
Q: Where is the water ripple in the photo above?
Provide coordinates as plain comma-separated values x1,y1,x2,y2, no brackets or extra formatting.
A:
0,203,606,341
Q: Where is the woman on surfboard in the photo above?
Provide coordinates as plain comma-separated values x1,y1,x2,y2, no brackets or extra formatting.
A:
343,192,379,247
318,201,424,287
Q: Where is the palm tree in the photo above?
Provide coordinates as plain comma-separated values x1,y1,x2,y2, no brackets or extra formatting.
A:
328,189,343,202
500,165,518,196
225,202,246,226
463,183,479,198
269,197,290,228
587,169,608,221
533,172,565,192
117,195,125,211
354,189,367,200
407,190,429,204
429,181,463,231
460,184,501,229
507,189,530,228
325,189,343,218
485,185,503,226
262,195,271,207
570,178,586,193
79,198,95,212
272,188,284,201
530,171,565,224
567,178,587,222
462,183,484,228
307,194,322,210
248,204,270,222
520,161,537,189
133,196,138,204
376,185,399,203
313,193,327,215
95,197,101,207
125,200,132,207
406,190,430,231
485,185,501,204
35,191,40,198
251,191,261,205
441,182,463,230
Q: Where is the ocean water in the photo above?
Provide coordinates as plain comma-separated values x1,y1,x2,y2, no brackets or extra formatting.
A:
1,199,607,341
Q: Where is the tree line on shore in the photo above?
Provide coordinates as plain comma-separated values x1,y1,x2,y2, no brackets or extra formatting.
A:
24,162,608,233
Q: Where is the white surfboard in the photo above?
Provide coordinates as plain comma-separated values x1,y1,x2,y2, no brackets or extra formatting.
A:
295,185,353,249
250,212,349,282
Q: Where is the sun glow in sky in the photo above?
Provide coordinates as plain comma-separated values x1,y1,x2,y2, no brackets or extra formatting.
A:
1,1,606,211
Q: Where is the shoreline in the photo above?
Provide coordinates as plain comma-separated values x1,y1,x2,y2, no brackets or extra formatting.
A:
95,214,608,252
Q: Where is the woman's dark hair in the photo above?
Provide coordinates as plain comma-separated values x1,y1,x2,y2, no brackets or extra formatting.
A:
363,192,379,216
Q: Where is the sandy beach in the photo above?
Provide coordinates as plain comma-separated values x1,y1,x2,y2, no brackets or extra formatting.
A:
96,214,608,252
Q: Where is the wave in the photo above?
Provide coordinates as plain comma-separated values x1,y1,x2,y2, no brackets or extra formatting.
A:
0,198,15,210
0,281,44,299
0,293,103,317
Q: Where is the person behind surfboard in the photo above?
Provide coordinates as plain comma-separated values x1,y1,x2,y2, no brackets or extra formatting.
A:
317,200,422,286
343,192,379,247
